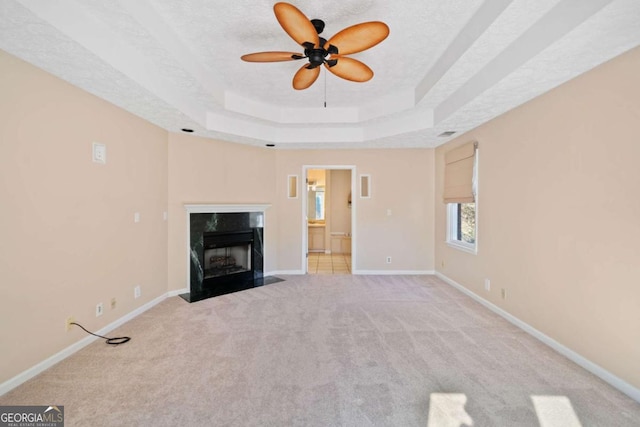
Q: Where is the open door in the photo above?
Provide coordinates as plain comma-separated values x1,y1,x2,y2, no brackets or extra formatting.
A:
302,166,355,274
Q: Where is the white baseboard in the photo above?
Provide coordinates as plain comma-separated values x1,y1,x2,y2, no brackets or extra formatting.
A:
435,271,640,403
267,270,436,276
167,287,189,297
353,270,435,275
266,270,305,276
0,292,168,396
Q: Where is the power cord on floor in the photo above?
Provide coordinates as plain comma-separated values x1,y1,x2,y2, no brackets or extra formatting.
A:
70,322,131,345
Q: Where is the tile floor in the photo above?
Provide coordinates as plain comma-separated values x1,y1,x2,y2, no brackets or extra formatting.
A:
307,252,352,274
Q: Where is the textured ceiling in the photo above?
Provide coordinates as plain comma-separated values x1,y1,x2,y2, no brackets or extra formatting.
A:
1,0,639,149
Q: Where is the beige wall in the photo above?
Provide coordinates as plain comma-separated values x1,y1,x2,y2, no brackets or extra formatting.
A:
0,51,168,383
167,141,435,279
435,46,640,389
167,134,277,290
307,169,326,186
275,149,435,273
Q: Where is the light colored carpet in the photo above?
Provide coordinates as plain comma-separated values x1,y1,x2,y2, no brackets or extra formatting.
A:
1,275,639,426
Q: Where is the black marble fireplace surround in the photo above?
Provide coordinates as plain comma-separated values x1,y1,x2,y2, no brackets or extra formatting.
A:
180,211,281,303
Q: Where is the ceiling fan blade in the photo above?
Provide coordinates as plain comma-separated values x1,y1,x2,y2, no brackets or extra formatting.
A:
274,2,319,48
241,51,304,62
293,64,320,90
324,56,373,82
325,21,389,55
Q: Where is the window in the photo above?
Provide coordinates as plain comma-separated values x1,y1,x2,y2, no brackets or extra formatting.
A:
444,141,478,254
447,203,476,253
307,184,325,220
314,187,325,220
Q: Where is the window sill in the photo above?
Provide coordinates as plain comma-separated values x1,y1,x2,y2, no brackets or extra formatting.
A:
446,240,477,255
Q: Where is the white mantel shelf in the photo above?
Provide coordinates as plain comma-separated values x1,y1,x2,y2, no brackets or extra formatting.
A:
184,203,271,213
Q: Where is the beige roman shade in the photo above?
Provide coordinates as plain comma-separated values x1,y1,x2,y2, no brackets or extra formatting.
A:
443,141,477,204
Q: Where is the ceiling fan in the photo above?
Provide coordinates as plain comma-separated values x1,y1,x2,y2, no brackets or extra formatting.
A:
241,2,390,90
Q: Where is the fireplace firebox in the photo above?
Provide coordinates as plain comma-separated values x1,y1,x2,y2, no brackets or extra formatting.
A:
202,230,254,286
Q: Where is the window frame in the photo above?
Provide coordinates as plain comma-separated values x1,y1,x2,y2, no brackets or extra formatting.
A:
446,202,477,254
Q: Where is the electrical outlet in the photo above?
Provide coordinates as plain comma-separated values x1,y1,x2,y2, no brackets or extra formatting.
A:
484,279,491,291
134,285,141,299
65,316,75,332
386,256,392,264
501,288,507,300
92,142,106,164
96,302,104,317
110,297,117,310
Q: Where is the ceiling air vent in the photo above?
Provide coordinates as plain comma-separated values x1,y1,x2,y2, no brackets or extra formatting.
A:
438,131,456,137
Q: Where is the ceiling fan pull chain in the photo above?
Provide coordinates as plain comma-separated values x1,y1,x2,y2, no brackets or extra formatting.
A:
324,68,327,108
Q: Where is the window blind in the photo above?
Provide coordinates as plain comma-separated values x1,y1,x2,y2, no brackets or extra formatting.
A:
443,141,477,204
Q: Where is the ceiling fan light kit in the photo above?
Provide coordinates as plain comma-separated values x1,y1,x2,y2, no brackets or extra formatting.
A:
241,2,389,90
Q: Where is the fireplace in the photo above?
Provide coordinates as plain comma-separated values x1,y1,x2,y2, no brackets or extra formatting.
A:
180,206,281,303
203,230,255,287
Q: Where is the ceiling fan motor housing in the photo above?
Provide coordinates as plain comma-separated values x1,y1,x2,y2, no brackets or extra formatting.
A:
303,37,339,68
305,39,327,68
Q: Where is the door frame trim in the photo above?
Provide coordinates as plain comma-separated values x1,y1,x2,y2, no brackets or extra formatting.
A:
301,165,356,273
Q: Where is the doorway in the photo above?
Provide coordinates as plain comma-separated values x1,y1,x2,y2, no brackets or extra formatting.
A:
302,165,355,274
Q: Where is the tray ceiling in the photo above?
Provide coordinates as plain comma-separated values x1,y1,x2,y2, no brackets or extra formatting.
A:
1,0,639,148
